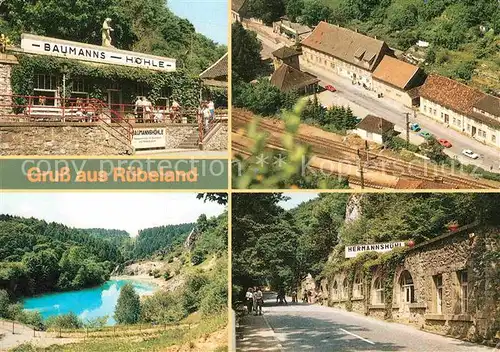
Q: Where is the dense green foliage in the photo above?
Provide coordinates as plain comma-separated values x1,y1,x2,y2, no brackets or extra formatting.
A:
300,95,359,134
232,193,500,302
0,0,226,74
114,283,141,324
0,215,122,297
141,256,228,323
11,55,202,108
233,79,298,116
133,223,194,259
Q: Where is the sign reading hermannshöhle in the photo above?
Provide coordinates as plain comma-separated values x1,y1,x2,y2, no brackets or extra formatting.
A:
345,241,406,258
20,34,176,72
132,128,166,150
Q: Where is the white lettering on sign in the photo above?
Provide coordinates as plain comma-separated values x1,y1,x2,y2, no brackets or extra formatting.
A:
21,34,176,72
345,241,405,258
132,128,166,150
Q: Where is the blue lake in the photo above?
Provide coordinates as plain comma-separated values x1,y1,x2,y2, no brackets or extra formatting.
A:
23,279,156,326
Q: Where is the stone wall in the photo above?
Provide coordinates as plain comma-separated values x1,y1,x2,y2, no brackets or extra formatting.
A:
304,225,500,346
204,123,228,151
0,123,129,155
0,55,18,116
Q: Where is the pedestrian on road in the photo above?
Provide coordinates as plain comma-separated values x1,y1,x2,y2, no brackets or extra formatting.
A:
253,287,263,316
302,290,307,303
245,287,254,314
307,290,313,303
291,290,297,303
278,287,288,305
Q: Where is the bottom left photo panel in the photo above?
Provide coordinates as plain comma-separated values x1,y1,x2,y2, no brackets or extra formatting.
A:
0,192,228,352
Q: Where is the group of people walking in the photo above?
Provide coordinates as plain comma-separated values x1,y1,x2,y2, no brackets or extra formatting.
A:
245,287,264,316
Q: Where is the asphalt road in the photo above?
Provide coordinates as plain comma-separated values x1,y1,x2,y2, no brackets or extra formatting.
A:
303,66,500,172
258,293,495,352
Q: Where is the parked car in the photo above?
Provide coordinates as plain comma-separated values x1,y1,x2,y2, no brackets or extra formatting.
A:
438,138,452,148
462,149,480,159
419,130,433,139
409,123,421,132
325,85,337,92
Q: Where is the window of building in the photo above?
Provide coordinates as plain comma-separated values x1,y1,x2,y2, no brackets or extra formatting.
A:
483,130,487,138
441,112,444,118
424,105,427,112
433,109,437,115
400,271,415,304
373,277,384,305
353,273,363,298
467,124,471,131
492,135,497,143
434,275,443,314
34,74,58,105
458,270,468,313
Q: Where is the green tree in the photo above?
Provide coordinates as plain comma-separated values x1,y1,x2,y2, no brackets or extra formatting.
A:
301,1,333,27
453,60,477,81
0,289,9,317
232,22,263,82
387,0,419,30
46,312,83,329
247,0,285,25
419,138,447,163
114,283,141,324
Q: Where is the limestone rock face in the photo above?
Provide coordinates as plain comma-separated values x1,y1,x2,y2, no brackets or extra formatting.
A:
184,227,198,250
345,194,363,223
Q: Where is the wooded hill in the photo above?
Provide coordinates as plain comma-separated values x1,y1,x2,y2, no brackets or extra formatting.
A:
0,0,226,74
231,193,500,302
0,214,211,298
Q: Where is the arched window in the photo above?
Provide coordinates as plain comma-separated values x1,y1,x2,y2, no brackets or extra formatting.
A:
353,273,363,298
342,278,348,299
400,270,415,304
332,281,338,299
373,277,384,304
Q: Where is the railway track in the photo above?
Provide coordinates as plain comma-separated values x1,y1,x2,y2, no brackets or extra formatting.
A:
232,141,386,189
232,110,496,189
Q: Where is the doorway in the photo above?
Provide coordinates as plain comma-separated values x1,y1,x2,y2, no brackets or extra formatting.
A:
107,89,122,112
471,126,477,137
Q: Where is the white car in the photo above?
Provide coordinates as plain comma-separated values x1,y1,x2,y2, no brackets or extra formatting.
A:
461,149,480,159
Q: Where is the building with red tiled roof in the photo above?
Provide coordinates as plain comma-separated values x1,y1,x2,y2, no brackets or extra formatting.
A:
300,22,393,89
419,75,500,148
372,56,426,107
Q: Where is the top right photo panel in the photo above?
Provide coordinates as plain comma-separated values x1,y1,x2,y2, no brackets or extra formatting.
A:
231,0,500,190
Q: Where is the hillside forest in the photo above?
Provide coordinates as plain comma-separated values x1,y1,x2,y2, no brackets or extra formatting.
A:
0,0,227,75
231,193,500,302
0,198,227,336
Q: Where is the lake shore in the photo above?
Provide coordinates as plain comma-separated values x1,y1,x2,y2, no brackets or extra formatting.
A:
110,275,167,294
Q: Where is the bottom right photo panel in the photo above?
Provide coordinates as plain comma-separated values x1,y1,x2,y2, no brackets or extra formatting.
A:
231,192,499,352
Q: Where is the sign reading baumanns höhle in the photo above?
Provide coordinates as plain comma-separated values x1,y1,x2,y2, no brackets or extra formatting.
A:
345,241,405,258
20,33,176,72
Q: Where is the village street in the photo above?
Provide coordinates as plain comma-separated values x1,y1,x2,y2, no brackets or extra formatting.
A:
245,21,500,172
236,292,496,352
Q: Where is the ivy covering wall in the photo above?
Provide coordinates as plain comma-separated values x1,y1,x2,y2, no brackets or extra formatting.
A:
10,54,202,107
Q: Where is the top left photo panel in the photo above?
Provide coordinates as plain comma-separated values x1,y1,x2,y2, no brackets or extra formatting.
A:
0,0,228,157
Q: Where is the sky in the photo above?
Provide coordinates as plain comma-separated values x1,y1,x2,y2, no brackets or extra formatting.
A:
167,0,228,45
279,193,319,210
0,193,225,237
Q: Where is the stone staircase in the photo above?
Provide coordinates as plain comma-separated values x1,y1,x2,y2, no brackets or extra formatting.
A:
177,129,200,149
